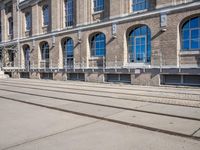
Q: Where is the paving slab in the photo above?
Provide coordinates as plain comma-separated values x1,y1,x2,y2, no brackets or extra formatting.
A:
2,80,200,101
5,121,200,150
138,103,200,119
0,99,97,150
59,103,124,117
0,91,73,107
0,86,149,109
194,128,200,137
108,110,200,136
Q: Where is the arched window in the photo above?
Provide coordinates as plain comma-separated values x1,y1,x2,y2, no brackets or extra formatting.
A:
41,42,49,60
128,25,151,63
181,16,200,50
42,5,49,26
93,0,104,12
23,45,30,68
65,0,74,27
91,33,106,57
132,0,148,12
8,17,13,35
25,12,31,31
63,38,74,66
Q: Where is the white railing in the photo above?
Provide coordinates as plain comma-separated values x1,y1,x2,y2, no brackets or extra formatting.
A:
2,54,200,71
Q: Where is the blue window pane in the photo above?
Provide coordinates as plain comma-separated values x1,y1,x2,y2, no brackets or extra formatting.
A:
190,17,199,28
141,37,145,44
134,28,140,36
182,40,189,50
183,21,189,29
93,0,104,12
182,30,190,40
136,38,140,45
191,39,199,49
141,26,146,35
191,29,199,39
132,0,147,11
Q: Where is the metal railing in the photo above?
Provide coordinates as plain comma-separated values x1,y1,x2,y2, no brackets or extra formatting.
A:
1,53,200,72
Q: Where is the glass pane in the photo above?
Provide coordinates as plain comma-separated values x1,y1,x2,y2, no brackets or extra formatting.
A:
182,21,189,29
191,39,199,49
191,29,199,39
190,17,199,28
182,30,189,40
182,40,189,50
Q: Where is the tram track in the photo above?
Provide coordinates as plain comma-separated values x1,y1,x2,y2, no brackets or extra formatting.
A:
0,82,199,109
0,95,199,141
2,79,200,96
1,80,199,101
0,84,200,121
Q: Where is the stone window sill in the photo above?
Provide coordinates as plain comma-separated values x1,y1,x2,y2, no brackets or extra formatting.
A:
92,10,104,15
180,50,200,56
89,56,104,60
42,25,48,29
131,9,148,14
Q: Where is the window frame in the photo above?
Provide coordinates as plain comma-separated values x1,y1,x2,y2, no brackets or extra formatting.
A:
131,0,148,12
128,25,151,63
42,5,49,26
8,17,13,35
90,33,106,57
181,16,200,51
25,12,31,31
65,0,74,27
93,0,104,13
41,42,49,61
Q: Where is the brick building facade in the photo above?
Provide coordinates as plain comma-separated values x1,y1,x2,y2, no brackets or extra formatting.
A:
0,0,200,86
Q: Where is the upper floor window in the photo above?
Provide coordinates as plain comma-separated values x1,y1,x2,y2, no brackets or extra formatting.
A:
181,16,200,51
65,0,74,27
25,12,31,31
91,32,106,57
8,17,13,35
93,0,104,12
5,2,12,14
42,5,49,26
132,0,148,12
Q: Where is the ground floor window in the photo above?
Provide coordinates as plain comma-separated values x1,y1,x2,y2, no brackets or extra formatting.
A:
128,25,151,63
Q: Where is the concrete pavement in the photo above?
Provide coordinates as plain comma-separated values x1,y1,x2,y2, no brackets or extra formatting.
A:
0,79,200,150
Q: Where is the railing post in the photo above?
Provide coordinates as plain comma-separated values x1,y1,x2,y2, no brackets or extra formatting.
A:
103,56,105,72
57,59,59,72
82,58,85,72
160,51,162,73
44,61,46,72
50,59,52,71
73,58,75,72
33,60,35,71
179,53,181,73
115,56,117,72
92,59,94,72
143,53,146,73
